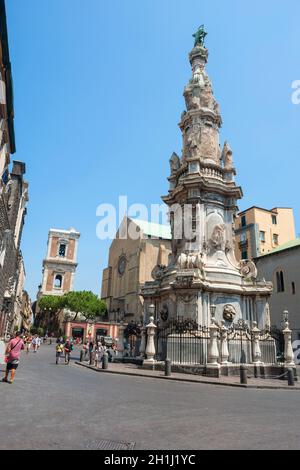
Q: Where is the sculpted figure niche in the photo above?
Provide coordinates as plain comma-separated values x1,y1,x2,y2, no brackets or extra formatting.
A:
209,224,226,252
222,141,234,169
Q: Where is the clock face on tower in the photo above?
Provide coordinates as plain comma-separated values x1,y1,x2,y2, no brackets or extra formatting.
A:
118,256,126,276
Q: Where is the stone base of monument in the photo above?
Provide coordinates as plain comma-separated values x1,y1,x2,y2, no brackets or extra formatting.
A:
140,361,293,380
205,364,221,378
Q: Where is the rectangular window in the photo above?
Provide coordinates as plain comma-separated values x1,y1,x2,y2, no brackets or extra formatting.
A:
273,234,279,245
292,282,296,295
259,231,265,242
241,250,248,260
241,215,246,227
240,233,247,243
272,215,277,225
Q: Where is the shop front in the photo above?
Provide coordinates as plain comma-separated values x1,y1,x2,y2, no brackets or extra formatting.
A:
65,320,119,343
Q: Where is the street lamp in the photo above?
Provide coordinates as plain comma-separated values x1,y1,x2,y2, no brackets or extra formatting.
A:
282,310,289,324
148,304,155,318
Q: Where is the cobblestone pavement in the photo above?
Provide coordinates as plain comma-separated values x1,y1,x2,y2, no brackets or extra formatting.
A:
1,344,300,450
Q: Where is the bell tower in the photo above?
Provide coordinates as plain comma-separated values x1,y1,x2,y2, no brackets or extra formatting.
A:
40,228,80,296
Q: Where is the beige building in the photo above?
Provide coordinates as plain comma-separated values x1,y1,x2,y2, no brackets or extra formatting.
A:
255,239,300,341
39,227,80,297
101,217,171,322
235,206,295,261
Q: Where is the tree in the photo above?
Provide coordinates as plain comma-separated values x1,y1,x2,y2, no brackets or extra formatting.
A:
37,291,107,324
63,291,106,322
38,295,66,314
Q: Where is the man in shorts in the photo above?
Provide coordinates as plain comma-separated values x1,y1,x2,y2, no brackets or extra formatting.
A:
2,332,24,384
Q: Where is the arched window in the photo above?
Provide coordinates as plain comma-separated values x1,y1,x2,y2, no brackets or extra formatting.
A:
54,274,63,289
276,270,285,293
58,244,66,257
292,282,296,295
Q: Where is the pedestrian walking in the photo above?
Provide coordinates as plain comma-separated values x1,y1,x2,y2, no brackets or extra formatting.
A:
56,342,64,364
64,339,73,364
37,336,42,349
32,335,38,353
25,334,32,354
2,332,24,384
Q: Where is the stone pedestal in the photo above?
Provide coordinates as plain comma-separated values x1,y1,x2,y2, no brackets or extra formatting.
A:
144,317,157,363
208,321,219,365
283,321,295,366
251,321,262,364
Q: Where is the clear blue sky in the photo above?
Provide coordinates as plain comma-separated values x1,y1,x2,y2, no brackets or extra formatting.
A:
6,0,300,300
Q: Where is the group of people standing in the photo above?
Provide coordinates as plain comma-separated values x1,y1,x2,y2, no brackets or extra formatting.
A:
55,337,74,365
81,339,117,366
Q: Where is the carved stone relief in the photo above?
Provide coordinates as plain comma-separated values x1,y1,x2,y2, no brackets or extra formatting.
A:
223,304,236,322
239,260,257,280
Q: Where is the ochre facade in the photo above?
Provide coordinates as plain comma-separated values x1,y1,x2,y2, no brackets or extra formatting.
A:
235,206,295,261
101,218,171,322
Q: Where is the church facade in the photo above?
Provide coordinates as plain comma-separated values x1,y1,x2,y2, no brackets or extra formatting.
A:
101,217,171,323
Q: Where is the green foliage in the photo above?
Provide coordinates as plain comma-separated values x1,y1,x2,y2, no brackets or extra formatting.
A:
30,326,45,336
38,295,66,313
38,291,107,322
63,291,106,321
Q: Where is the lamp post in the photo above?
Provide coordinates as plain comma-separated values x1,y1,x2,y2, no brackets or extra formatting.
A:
283,310,289,325
148,304,155,323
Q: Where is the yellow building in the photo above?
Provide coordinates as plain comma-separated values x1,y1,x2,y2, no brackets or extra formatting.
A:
235,206,295,261
101,217,172,323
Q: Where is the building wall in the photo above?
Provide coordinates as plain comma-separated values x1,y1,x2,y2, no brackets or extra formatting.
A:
256,247,300,340
235,207,295,261
0,2,29,338
101,230,171,322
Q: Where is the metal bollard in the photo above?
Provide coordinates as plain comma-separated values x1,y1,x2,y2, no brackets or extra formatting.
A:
287,368,295,386
102,352,108,370
240,364,247,385
80,350,84,362
165,358,172,377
